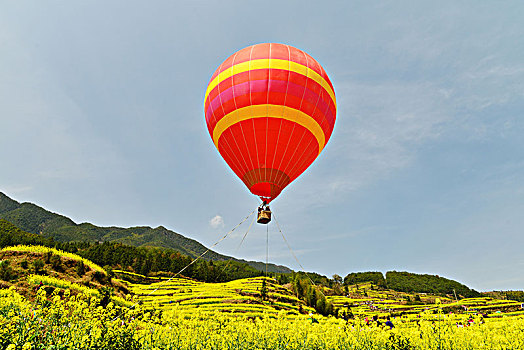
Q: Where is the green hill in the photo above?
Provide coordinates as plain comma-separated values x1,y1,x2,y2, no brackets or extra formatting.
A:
0,192,291,273
385,270,480,298
342,271,479,298
0,219,272,283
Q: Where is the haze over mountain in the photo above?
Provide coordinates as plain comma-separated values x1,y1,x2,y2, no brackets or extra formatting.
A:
0,192,291,273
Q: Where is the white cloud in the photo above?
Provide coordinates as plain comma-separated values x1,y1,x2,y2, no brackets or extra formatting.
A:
290,80,451,207
209,215,224,229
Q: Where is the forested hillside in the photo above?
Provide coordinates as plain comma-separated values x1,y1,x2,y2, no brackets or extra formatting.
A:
344,271,386,287
1,193,484,297
0,192,291,273
0,219,263,282
385,271,480,297
341,271,479,298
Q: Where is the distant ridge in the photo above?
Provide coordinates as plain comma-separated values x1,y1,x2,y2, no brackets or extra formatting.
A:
0,192,291,273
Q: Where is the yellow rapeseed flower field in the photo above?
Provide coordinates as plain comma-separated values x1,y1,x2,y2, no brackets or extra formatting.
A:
1,287,523,350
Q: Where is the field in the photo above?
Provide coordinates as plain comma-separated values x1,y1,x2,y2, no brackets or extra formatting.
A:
1,246,524,349
2,286,524,350
117,270,315,318
326,282,524,320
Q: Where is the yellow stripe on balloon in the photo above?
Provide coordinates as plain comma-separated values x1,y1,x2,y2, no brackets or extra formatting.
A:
205,59,336,109
212,104,326,154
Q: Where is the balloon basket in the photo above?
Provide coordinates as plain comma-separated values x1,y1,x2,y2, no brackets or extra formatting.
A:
257,209,272,224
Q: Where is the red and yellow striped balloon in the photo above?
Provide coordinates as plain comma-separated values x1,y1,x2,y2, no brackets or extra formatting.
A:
204,43,336,203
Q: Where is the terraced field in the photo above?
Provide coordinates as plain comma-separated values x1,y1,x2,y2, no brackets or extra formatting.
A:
119,271,524,323
328,283,442,318
119,271,315,317
328,282,524,320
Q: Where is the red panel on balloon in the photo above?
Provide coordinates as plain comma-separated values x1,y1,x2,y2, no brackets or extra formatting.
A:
206,43,336,203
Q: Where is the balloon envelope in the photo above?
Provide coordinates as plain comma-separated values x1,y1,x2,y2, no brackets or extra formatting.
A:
204,43,336,202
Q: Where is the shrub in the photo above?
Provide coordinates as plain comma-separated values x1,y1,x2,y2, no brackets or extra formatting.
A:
93,271,105,283
99,286,114,307
0,260,14,281
50,254,62,271
103,265,114,279
20,259,28,269
76,260,86,276
45,251,53,264
33,259,44,274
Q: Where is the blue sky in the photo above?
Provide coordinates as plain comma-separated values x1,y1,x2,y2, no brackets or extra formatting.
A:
1,1,523,291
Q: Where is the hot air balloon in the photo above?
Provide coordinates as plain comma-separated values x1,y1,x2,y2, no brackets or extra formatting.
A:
204,43,336,223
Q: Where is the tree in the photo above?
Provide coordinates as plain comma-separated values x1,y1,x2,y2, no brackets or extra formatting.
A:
332,274,344,295
294,278,305,299
306,286,318,308
344,272,386,287
0,260,14,281
333,274,343,285
260,278,268,300
316,297,327,315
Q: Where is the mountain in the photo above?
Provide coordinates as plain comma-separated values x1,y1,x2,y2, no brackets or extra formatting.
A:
0,192,291,273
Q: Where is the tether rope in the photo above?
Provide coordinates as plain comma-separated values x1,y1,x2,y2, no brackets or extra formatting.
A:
265,222,269,276
175,212,257,306
215,213,256,281
272,213,327,298
120,209,256,314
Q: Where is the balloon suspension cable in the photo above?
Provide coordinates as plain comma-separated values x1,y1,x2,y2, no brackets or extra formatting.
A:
265,222,269,277
116,209,256,316
187,213,257,305
272,213,327,298
216,213,256,280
